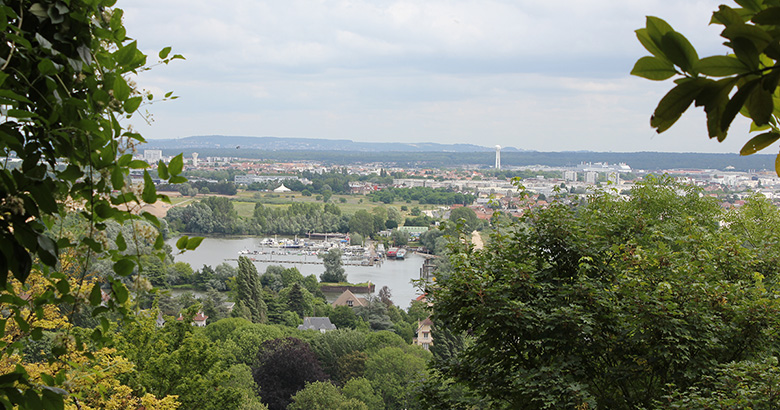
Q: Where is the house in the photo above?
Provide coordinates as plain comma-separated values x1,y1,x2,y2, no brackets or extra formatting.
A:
177,311,209,327
413,318,433,350
298,317,337,333
332,290,368,308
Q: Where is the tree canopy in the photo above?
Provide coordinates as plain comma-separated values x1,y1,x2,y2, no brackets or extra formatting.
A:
429,177,780,409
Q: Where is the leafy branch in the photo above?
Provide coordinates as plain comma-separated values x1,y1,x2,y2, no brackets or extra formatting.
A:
632,3,780,175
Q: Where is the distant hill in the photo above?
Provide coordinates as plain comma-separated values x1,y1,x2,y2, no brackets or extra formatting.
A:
140,135,778,172
143,135,521,153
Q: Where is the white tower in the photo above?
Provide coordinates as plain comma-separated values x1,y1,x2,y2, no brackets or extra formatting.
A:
495,145,501,170
192,152,199,167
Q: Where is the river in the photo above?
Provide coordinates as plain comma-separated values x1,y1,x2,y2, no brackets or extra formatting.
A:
166,236,425,308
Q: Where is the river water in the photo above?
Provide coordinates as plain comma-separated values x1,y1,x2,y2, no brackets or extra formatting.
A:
167,236,425,308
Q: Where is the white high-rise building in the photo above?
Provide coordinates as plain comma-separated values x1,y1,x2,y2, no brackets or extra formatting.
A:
192,152,199,167
495,145,501,170
144,150,162,163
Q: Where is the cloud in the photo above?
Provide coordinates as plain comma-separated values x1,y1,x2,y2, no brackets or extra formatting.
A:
123,0,747,153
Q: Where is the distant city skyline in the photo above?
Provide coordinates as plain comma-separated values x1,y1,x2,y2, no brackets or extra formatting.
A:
123,0,752,154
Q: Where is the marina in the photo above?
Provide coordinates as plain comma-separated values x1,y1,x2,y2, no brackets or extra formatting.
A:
167,236,423,307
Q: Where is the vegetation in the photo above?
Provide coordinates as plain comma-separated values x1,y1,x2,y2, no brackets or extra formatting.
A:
429,177,780,409
632,1,780,175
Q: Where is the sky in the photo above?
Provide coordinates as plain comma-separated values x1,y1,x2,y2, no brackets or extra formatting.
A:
121,0,754,153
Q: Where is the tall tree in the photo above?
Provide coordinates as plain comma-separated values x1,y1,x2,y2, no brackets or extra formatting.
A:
287,282,307,319
237,256,267,323
321,248,347,283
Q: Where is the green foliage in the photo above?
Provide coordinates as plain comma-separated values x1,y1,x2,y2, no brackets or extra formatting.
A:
310,329,368,378
0,0,188,407
252,337,328,410
287,381,367,410
632,3,780,175
431,176,780,409
449,207,480,232
368,187,475,206
365,347,429,410
342,377,385,410
237,256,268,323
321,248,347,283
349,209,376,238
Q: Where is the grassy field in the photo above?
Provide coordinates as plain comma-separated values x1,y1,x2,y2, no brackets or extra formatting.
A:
228,191,424,219
172,190,448,220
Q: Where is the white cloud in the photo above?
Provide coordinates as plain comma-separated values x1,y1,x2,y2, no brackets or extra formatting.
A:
123,0,753,154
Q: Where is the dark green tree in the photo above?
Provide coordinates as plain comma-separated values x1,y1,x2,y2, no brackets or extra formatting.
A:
287,282,307,319
236,256,267,323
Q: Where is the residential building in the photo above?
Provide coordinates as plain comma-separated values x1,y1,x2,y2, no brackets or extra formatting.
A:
413,318,434,350
298,317,337,333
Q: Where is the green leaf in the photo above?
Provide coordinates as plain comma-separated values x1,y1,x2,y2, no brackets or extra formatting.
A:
169,175,187,184
37,59,57,76
157,161,169,179
660,31,699,74
186,237,204,251
113,76,131,101
124,96,142,113
129,160,149,169
745,83,774,125
94,203,116,219
651,79,708,133
159,46,172,59
59,164,83,181
55,279,69,295
722,78,759,132
141,212,159,226
695,55,749,76
142,171,156,204
113,259,135,276
176,236,189,251
114,41,138,66
735,0,762,13
741,131,780,155
645,16,674,46
89,283,102,306
750,121,772,132
169,153,183,176
115,231,127,252
722,24,772,52
751,6,780,25
111,166,124,190
112,282,128,304
731,37,760,71
154,234,164,250
775,153,780,176
631,56,676,80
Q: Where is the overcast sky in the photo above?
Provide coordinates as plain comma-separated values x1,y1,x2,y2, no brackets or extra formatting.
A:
122,0,752,153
